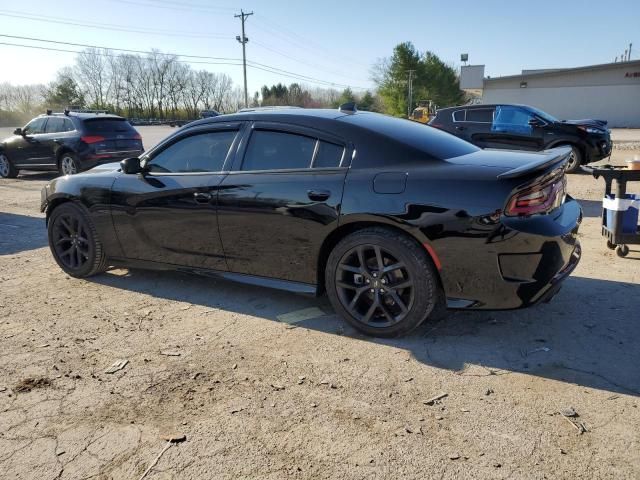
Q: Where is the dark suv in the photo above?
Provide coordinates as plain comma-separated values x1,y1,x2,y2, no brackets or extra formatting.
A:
429,104,612,172
0,111,144,178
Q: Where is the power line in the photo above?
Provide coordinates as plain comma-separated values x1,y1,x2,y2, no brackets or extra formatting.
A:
110,0,236,13
0,33,367,89
0,10,233,39
0,8,372,87
0,40,366,90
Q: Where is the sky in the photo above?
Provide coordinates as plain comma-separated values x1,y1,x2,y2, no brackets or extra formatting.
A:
0,0,638,95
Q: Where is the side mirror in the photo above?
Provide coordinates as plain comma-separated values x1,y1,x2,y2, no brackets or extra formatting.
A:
120,157,143,174
528,118,543,127
13,127,23,136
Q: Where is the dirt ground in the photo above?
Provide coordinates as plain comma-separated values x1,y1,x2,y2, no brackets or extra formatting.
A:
1,126,639,479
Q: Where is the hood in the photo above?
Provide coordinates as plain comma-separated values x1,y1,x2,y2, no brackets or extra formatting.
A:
560,118,608,128
78,162,122,175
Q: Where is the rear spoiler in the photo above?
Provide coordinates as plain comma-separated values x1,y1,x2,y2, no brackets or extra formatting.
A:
497,146,571,180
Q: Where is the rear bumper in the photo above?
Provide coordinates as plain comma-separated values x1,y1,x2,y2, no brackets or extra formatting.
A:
440,197,582,310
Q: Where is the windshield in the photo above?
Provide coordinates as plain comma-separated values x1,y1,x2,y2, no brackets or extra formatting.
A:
526,106,558,123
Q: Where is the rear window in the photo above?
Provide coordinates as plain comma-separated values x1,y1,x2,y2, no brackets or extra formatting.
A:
341,113,479,160
466,108,494,123
82,118,134,134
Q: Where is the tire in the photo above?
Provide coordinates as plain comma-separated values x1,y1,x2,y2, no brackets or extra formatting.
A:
59,153,81,176
606,240,616,250
47,202,107,278
325,227,440,338
0,152,18,178
565,145,582,174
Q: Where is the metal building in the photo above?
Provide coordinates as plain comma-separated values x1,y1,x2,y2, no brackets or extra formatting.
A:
460,61,640,127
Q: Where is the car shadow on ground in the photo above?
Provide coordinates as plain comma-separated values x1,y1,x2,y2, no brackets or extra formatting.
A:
0,212,47,255
575,198,602,218
15,171,58,181
90,269,640,398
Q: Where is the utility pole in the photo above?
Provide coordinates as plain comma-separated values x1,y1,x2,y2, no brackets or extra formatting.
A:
407,69,416,118
629,43,633,61
235,9,253,108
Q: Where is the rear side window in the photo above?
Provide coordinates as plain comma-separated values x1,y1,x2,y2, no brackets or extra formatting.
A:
313,141,344,168
242,130,315,171
147,130,236,173
45,117,64,133
466,108,494,123
82,118,134,134
453,110,466,122
62,119,75,132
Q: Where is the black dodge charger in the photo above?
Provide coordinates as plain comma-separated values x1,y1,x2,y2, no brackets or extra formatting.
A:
41,107,582,337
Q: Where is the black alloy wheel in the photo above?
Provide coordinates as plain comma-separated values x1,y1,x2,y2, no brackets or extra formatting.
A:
48,203,107,277
565,146,582,173
326,227,440,337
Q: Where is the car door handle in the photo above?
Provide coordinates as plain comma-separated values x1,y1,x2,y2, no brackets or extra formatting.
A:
193,192,212,203
455,126,466,131
307,189,331,201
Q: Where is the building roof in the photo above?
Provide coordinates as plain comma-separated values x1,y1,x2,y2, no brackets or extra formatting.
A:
485,59,640,83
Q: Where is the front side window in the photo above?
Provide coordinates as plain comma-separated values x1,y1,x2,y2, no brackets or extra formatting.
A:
492,106,534,134
23,118,47,135
242,130,315,171
146,130,236,173
466,108,494,123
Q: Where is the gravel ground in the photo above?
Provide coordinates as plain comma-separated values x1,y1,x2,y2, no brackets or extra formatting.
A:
1,127,639,479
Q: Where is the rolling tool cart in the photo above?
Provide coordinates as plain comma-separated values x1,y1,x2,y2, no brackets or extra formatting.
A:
589,165,640,257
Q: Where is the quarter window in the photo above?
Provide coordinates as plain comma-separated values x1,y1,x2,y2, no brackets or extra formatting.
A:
242,130,315,171
313,141,344,168
146,130,236,173
466,108,494,123
452,110,466,122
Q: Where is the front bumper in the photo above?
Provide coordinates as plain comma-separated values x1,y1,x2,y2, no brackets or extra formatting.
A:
585,134,612,162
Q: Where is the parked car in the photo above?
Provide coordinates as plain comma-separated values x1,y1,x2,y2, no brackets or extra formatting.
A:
0,111,144,178
429,104,611,173
40,107,582,337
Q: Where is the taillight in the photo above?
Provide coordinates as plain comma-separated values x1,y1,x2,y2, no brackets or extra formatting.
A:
132,133,142,140
81,135,105,144
505,176,566,217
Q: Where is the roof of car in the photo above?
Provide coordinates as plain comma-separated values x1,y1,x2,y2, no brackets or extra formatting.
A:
40,112,125,120
437,104,532,112
186,108,352,128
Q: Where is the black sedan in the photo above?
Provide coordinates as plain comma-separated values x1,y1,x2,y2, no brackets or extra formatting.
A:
40,107,582,337
429,104,611,173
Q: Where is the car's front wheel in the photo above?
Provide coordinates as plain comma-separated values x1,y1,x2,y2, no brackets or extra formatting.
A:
325,227,440,337
48,202,107,278
565,145,582,173
59,153,80,176
0,153,18,178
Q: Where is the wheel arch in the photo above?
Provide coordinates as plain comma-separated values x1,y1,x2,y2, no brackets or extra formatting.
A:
316,216,443,295
547,140,585,163
55,147,75,168
45,194,79,224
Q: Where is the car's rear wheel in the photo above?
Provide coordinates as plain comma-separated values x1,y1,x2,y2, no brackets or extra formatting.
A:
0,153,18,178
325,227,440,337
48,202,107,278
59,153,80,176
565,145,582,173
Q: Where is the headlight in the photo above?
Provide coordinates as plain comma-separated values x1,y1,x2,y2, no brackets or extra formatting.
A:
579,126,605,134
